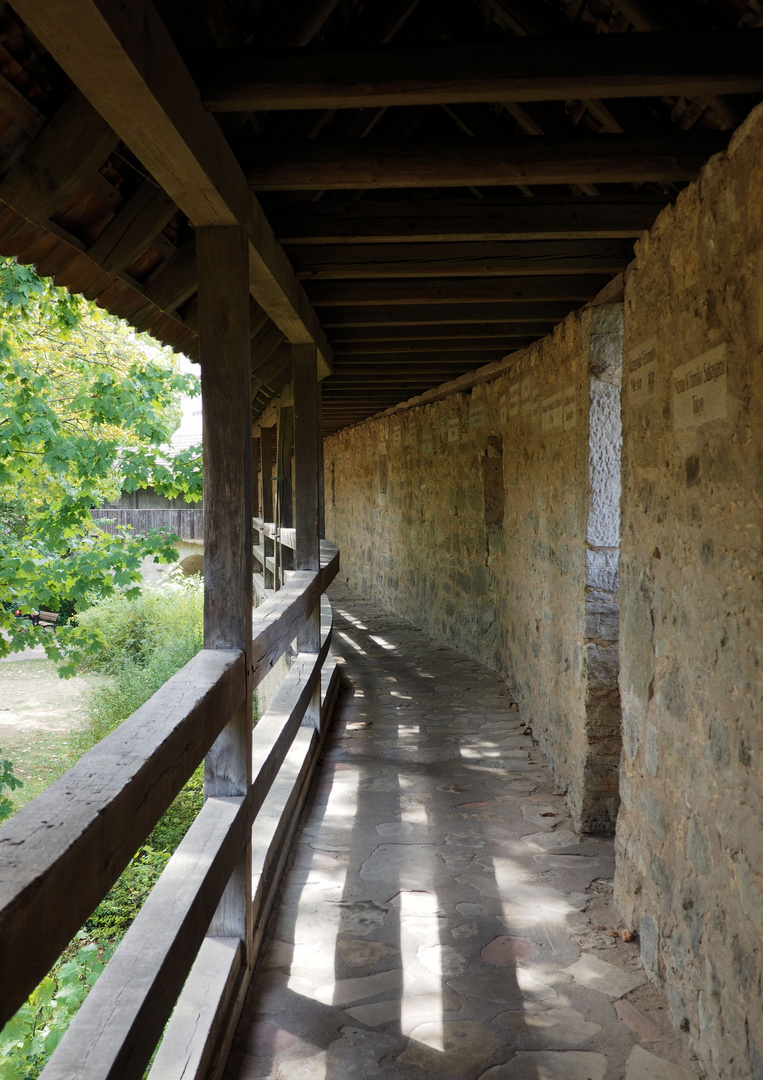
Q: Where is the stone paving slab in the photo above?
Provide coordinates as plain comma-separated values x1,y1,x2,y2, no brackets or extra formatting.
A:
224,587,704,1080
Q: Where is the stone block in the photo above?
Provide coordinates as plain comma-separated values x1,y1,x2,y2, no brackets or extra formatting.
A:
651,853,674,899
586,547,619,592
585,605,620,641
621,704,642,760
645,723,659,777
585,641,620,691
640,788,668,843
639,912,660,978
686,815,713,875
591,302,624,336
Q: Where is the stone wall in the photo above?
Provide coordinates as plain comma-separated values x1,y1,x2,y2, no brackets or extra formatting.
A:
615,105,763,1077
324,300,623,832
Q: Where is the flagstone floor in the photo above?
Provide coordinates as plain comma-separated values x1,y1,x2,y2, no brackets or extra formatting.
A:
224,587,703,1080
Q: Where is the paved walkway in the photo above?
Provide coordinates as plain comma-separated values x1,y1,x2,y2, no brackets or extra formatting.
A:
225,588,702,1080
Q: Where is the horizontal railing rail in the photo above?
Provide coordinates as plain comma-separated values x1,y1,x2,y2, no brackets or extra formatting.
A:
253,516,298,595
0,540,340,1080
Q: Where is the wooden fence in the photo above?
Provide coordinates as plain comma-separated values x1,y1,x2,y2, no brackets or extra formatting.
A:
0,534,340,1080
90,508,205,541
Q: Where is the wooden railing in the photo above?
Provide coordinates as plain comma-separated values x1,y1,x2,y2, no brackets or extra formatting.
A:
90,507,204,541
253,515,297,596
0,538,340,1080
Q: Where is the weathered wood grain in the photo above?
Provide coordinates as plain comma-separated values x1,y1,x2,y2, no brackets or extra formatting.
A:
247,133,728,190
0,648,245,1026
202,33,763,111
199,226,253,946
293,345,321,575
0,90,119,224
145,235,198,312
87,179,177,275
250,541,339,686
287,238,633,277
12,0,332,374
40,795,251,1080
319,302,576,326
305,276,611,305
147,937,241,1080
269,197,664,243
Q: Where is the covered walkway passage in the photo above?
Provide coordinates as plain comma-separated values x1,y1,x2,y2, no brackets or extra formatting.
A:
0,3,761,1079
224,589,698,1080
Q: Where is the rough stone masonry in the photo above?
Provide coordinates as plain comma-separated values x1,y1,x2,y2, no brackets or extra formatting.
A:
324,298,624,837
615,102,763,1079
323,100,763,1079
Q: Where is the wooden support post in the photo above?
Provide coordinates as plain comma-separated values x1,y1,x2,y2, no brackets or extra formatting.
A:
317,387,325,540
198,226,252,947
252,437,260,520
293,344,321,729
260,427,275,590
276,405,294,587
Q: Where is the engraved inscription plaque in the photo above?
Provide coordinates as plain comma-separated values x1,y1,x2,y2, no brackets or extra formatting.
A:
627,338,658,404
563,384,577,430
509,383,520,418
541,390,564,431
673,344,728,430
469,403,484,430
521,377,532,417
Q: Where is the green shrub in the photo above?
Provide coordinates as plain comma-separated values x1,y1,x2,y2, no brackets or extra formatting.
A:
0,575,206,1077
0,935,114,1080
75,573,206,939
0,748,23,822
85,847,171,938
72,573,203,752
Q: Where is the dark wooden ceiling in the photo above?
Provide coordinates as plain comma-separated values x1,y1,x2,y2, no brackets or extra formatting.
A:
0,0,761,433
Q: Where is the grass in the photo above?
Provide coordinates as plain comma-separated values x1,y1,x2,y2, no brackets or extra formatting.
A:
1,576,209,1078
0,658,101,811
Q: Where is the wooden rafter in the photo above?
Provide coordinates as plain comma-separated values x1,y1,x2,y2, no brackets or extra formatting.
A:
0,91,120,225
202,33,763,112
268,198,665,243
87,179,177,275
327,321,551,341
305,276,610,304
319,302,577,326
12,0,332,376
286,239,633,278
247,132,728,190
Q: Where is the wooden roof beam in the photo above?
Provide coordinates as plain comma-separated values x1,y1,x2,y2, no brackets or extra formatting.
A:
306,276,609,304
143,236,197,313
268,198,665,243
203,33,763,111
0,91,120,225
87,179,177,275
288,239,632,278
331,339,526,354
328,322,551,341
13,0,331,377
319,302,578,326
247,132,728,191
331,349,511,364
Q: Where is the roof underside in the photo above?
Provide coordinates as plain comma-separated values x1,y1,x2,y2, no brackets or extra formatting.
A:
0,0,761,433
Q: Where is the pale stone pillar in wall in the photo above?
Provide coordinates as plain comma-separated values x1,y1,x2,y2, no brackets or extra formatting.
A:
576,302,623,833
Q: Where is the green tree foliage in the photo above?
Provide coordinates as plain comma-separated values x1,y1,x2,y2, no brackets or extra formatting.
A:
0,258,202,672
0,578,205,1077
0,935,115,1080
0,747,22,821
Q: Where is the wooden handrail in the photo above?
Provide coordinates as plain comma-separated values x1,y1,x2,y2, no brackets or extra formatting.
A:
0,648,246,1022
0,539,340,1080
254,516,296,551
